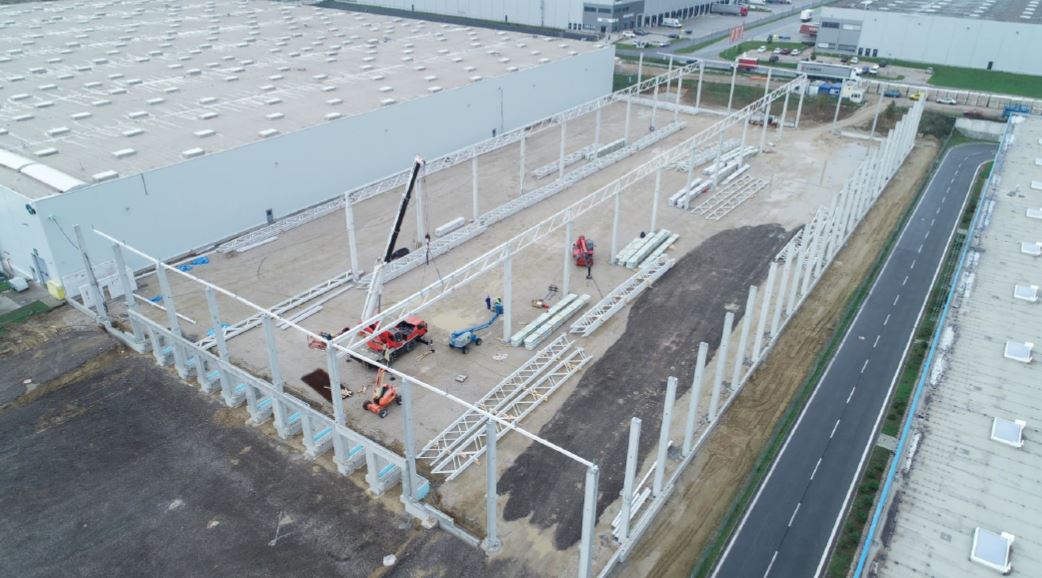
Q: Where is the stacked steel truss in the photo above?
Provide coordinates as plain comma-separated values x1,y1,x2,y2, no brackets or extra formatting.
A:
569,256,675,337
691,174,769,221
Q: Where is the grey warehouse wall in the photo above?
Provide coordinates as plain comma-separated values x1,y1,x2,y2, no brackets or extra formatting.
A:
822,7,1042,75
0,185,53,282
33,47,614,283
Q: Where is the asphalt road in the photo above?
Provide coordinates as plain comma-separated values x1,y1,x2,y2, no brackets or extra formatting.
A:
712,142,997,578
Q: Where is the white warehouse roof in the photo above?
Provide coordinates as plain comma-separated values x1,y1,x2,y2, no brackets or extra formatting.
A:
0,0,598,198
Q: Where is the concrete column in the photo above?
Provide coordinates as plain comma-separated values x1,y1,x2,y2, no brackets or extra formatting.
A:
650,83,660,130
261,314,285,392
710,130,727,193
205,287,233,401
778,88,790,137
708,311,734,421
651,168,662,232
577,465,600,578
400,376,418,504
611,192,621,259
696,61,705,112
741,113,750,149
326,346,346,426
636,52,645,86
472,156,480,221
726,63,738,113
831,81,845,133
593,106,602,149
73,225,110,325
503,250,512,341
482,418,503,553
799,221,817,297
558,121,567,180
732,286,757,388
870,83,886,138
683,342,709,456
624,98,633,143
786,240,804,317
673,69,683,124
685,144,698,189
653,376,678,497
563,221,573,296
771,251,791,336
794,77,807,129
618,417,642,546
753,262,776,361
519,134,527,194
759,96,772,152
154,262,187,377
414,169,426,245
344,195,361,280
111,244,144,345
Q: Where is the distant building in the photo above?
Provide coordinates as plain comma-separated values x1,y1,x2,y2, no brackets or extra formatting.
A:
817,0,1042,74
335,0,727,33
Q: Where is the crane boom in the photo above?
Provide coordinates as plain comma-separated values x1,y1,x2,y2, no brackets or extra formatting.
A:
359,156,425,325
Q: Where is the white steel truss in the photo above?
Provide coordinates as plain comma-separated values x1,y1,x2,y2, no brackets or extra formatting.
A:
341,74,806,351
417,334,572,467
431,345,592,481
701,177,769,221
534,144,597,179
216,63,701,254
569,256,675,337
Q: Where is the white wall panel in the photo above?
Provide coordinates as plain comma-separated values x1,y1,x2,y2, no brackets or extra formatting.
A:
32,48,614,280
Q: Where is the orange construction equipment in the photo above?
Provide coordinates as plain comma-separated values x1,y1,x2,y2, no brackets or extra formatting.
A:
573,235,595,267
362,368,401,418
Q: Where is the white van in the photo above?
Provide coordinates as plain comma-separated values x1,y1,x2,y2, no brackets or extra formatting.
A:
662,17,683,28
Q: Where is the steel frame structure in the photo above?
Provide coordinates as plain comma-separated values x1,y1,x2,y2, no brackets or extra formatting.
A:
338,73,807,353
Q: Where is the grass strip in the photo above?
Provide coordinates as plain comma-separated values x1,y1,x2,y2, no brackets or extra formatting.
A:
0,301,51,335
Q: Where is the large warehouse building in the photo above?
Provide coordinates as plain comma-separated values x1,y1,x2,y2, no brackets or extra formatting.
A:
818,0,1042,74
334,0,724,33
0,0,612,292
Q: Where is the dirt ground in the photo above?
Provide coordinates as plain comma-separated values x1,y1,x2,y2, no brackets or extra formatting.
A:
498,224,792,550
620,138,941,578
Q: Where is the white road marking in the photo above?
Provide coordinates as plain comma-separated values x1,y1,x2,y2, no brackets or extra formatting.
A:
930,218,936,227
893,294,901,306
847,387,856,404
902,275,908,286
830,419,841,439
884,314,891,326
811,458,822,480
788,502,801,527
935,207,941,215
941,195,946,204
910,259,917,270
861,359,869,374
764,551,779,578
917,243,923,253
924,230,930,240
873,335,880,348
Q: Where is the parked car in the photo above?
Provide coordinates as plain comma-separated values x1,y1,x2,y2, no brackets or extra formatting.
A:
668,33,681,39
937,97,958,105
778,34,791,40
884,88,901,98
769,55,779,63
772,47,782,54
655,39,671,47
790,49,802,56
634,40,648,49
869,64,880,74
634,29,649,36
621,30,636,39
684,29,693,34
850,56,860,64
878,60,889,68
757,45,767,52
926,66,934,74
909,92,924,101
841,56,850,63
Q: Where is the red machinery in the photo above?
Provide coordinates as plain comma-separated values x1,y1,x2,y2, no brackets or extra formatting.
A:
362,368,401,418
573,235,595,267
363,315,430,364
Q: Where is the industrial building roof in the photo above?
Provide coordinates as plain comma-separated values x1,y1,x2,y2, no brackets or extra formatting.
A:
831,0,1042,24
0,0,597,199
878,116,1042,576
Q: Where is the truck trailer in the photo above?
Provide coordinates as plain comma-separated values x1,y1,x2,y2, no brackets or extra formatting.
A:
797,60,857,80
712,3,750,16
800,8,814,22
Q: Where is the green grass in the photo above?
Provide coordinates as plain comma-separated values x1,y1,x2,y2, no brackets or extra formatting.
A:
928,66,1042,100
825,447,894,577
0,279,10,293
719,41,805,62
0,300,51,335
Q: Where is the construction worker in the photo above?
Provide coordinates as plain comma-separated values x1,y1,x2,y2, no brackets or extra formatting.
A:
485,295,492,311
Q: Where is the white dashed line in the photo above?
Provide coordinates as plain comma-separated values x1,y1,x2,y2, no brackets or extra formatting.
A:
861,359,869,374
930,218,936,227
764,551,779,578
917,243,923,253
902,275,908,286
788,502,801,527
893,294,901,306
830,419,841,439
847,387,856,404
935,207,941,215
884,314,891,326
910,259,917,270
811,458,822,480
924,230,930,240
873,335,880,348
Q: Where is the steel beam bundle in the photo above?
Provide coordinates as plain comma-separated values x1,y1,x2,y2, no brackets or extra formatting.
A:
534,144,597,179
570,256,675,338
691,174,766,218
